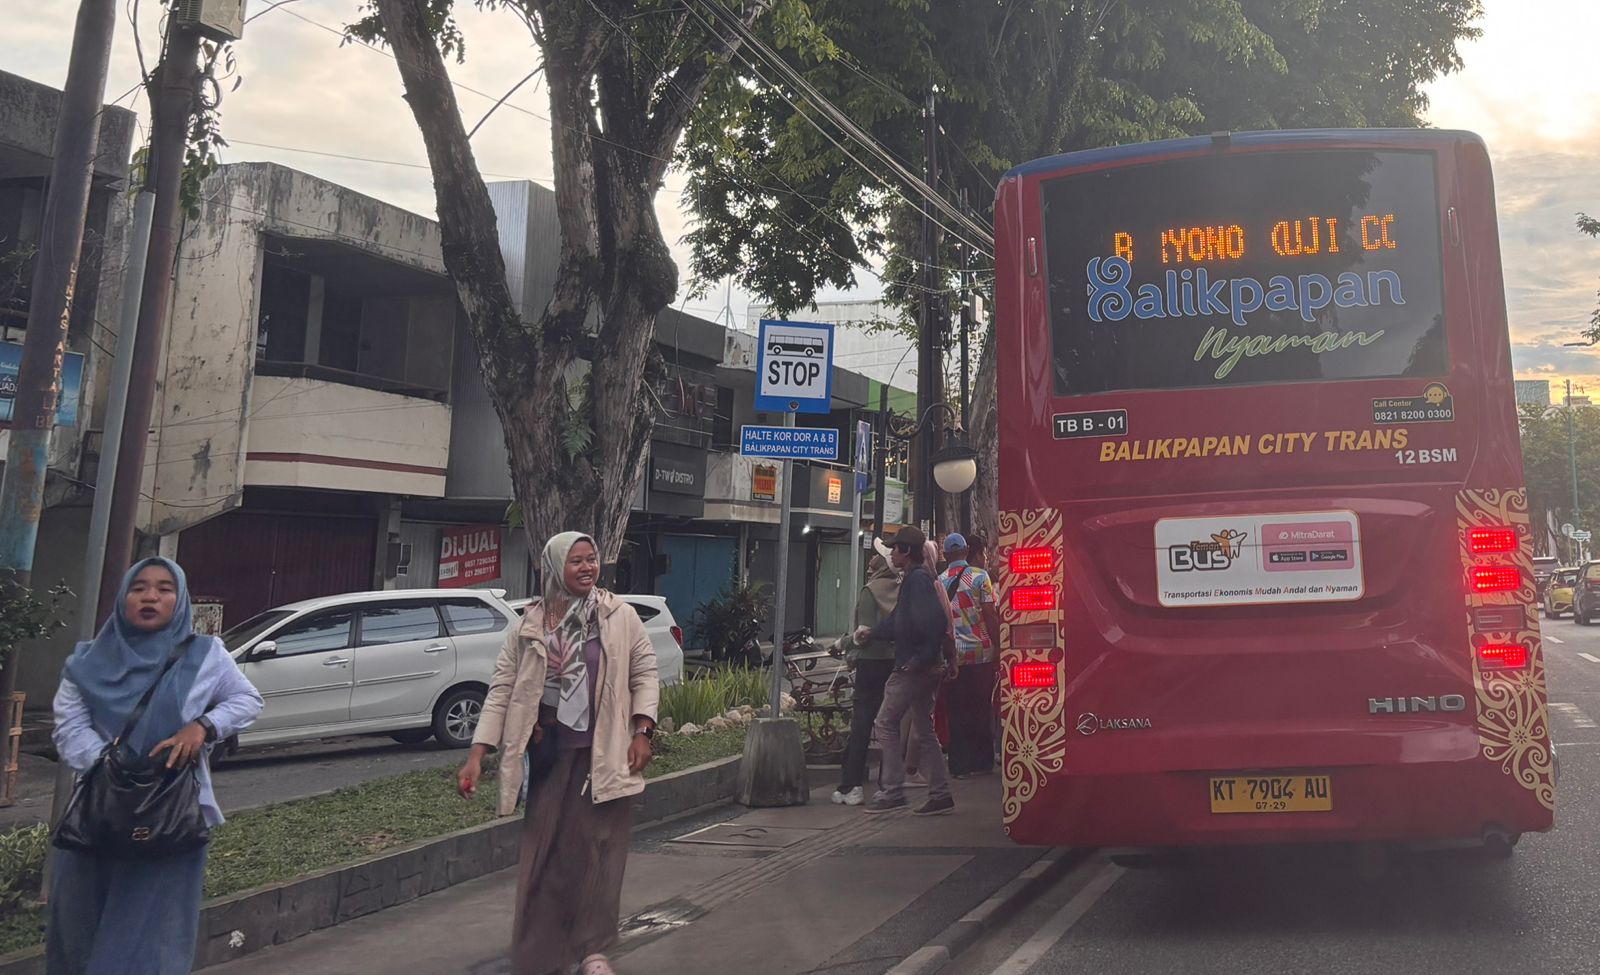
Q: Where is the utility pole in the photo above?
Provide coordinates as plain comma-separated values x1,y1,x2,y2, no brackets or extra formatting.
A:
1569,379,1583,562
94,23,204,621
873,382,890,533
0,0,117,710
912,89,943,533
957,190,974,533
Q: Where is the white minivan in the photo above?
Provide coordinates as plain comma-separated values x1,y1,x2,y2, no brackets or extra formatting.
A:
221,589,517,749
506,594,684,685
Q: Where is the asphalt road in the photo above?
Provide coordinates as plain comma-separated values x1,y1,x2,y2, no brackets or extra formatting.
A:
946,615,1600,975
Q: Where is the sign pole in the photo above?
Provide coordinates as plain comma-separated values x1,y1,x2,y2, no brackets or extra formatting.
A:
846,420,870,627
740,318,835,807
769,410,795,718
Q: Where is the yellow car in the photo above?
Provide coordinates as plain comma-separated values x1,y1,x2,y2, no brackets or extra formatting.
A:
1544,567,1580,619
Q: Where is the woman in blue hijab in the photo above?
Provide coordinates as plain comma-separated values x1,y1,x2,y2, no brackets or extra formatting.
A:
48,557,263,975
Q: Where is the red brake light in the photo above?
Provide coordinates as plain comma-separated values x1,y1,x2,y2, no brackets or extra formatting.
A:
1467,527,1518,554
1470,566,1521,593
670,625,684,648
1010,585,1057,612
1010,548,1056,574
1478,643,1529,669
1010,662,1056,688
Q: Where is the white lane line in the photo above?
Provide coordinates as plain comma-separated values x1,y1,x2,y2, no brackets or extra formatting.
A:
1580,653,1600,664
1552,702,1598,729
1547,634,1565,645
989,863,1124,975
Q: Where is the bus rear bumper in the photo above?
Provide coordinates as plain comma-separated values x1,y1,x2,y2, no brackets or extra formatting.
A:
1004,760,1555,849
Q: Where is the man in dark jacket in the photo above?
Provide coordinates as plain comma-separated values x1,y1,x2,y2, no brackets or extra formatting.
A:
855,526,957,815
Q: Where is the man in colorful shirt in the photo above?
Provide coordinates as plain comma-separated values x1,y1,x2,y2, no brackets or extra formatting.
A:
941,533,1001,777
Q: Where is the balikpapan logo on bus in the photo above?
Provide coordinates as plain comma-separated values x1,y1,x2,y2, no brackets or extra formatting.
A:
1168,529,1248,572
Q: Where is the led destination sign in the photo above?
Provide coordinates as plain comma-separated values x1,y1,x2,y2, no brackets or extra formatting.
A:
1044,150,1447,394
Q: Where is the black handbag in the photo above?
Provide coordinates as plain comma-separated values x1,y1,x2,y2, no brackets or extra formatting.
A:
53,636,211,859
526,714,561,788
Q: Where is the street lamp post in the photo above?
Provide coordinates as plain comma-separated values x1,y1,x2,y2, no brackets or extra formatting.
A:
871,403,980,542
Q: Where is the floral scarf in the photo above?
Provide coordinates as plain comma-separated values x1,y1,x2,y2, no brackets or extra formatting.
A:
540,531,600,733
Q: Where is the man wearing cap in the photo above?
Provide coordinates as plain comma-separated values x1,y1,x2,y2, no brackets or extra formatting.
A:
854,525,957,815
940,532,1001,777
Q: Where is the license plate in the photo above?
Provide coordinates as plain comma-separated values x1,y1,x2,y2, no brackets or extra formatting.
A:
1209,775,1332,814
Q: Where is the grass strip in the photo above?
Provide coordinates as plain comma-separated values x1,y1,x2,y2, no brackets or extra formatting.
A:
0,727,748,956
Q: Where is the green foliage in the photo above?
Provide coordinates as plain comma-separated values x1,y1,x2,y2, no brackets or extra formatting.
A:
650,726,747,775
1518,404,1600,560
658,667,770,726
0,576,72,667
1581,213,1600,343
559,375,595,461
659,676,726,726
688,574,770,658
684,0,1485,317
0,824,48,914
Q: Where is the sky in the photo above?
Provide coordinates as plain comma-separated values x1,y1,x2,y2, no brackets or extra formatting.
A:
9,0,1600,391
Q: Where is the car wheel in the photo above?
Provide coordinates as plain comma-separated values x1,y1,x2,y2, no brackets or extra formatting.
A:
390,728,434,745
433,687,485,748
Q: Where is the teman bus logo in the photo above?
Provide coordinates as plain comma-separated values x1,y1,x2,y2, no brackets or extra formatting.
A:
1168,530,1246,572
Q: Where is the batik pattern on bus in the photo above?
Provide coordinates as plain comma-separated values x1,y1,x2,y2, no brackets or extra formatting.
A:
997,507,1067,830
1456,488,1556,811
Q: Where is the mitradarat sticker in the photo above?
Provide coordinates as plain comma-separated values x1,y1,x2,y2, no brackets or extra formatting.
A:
1154,511,1364,608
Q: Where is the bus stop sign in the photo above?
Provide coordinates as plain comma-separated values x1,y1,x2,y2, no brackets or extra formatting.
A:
756,319,834,414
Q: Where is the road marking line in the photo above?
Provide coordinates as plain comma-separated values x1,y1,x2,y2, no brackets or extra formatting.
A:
1547,634,1565,645
988,863,1124,975
1580,653,1600,663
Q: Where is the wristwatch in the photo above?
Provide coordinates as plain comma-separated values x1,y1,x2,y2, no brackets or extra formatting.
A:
196,715,218,742
633,724,655,741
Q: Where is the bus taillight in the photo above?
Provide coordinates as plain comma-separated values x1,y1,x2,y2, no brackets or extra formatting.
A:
1478,644,1529,670
1466,527,1518,554
1010,548,1056,574
1011,662,1056,688
1011,586,1057,612
1469,566,1521,594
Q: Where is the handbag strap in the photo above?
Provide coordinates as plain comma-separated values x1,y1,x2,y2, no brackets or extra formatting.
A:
112,635,198,747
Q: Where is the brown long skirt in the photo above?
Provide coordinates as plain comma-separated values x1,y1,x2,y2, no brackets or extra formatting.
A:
513,748,634,975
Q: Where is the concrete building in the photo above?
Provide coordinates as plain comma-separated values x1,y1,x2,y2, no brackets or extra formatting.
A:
140,162,468,630
1,69,137,705
12,154,903,705
1515,379,1551,409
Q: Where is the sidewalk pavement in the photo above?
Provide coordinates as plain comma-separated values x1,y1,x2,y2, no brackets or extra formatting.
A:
0,751,58,830
207,774,1041,975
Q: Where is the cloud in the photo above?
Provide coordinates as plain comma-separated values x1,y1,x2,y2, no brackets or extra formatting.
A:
12,0,1588,350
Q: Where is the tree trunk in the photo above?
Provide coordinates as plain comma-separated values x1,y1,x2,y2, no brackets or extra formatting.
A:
374,0,763,565
969,326,999,547
377,0,595,558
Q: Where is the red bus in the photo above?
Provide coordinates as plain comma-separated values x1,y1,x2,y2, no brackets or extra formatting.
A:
992,129,1554,852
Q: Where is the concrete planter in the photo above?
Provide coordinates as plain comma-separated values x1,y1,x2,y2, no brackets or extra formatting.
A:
0,754,744,974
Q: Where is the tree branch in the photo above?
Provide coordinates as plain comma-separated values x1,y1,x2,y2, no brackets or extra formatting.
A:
372,0,527,378
642,0,766,172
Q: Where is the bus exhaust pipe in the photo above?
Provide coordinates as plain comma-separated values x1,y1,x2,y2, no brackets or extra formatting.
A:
1481,825,1520,859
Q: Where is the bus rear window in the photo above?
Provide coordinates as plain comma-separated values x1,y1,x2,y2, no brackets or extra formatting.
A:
1043,149,1447,396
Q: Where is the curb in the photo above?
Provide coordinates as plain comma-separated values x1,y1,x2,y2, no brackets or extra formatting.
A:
883,847,1089,975
0,754,746,975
